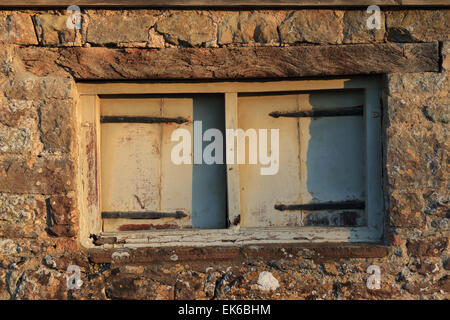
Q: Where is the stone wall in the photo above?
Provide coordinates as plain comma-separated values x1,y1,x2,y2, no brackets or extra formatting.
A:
0,8,448,300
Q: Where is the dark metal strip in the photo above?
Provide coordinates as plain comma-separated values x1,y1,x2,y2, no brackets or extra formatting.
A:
102,211,188,219
269,105,363,118
100,116,188,124
275,200,365,211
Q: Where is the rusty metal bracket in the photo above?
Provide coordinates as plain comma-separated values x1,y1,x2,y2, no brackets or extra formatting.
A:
275,200,365,211
100,116,188,124
269,105,363,118
102,211,188,219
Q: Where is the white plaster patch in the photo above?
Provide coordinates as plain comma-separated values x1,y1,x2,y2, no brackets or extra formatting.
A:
257,271,280,291
112,251,130,260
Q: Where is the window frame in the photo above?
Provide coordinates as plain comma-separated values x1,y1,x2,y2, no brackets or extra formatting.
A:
77,77,384,248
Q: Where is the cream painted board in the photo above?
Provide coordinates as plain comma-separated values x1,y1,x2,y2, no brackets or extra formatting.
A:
100,98,193,232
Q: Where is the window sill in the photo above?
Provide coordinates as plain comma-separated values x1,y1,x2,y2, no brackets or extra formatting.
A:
83,226,383,249
87,242,389,265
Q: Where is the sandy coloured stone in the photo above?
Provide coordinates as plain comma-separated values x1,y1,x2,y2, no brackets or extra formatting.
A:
0,126,34,154
387,10,450,42
442,41,450,72
385,73,449,99
0,14,38,45
156,12,214,47
0,155,75,194
279,10,344,44
38,99,75,153
1,75,76,100
218,12,279,45
343,10,385,43
87,13,158,45
33,14,83,46
0,193,38,223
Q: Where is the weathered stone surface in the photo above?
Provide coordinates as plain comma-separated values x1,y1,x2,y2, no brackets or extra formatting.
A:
38,100,75,153
421,98,450,124
389,189,426,228
0,126,34,154
46,224,76,238
385,73,449,99
343,10,385,43
387,10,450,42
0,193,40,223
0,98,41,155
87,13,158,46
385,125,448,190
218,12,279,45
384,96,448,191
442,41,450,72
19,43,439,80
1,75,75,100
45,196,74,226
0,156,74,194
0,14,38,45
407,238,448,257
0,98,35,128
280,10,344,44
156,12,214,47
33,14,83,46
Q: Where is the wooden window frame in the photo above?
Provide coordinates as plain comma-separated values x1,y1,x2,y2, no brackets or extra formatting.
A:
77,77,384,248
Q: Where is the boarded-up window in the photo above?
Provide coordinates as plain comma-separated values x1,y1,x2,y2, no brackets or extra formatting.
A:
238,90,366,228
77,78,383,247
100,95,227,232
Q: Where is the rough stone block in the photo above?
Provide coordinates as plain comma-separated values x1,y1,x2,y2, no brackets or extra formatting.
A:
87,13,158,45
0,155,74,194
0,193,40,223
343,10,385,43
39,99,75,153
218,12,279,45
387,10,450,42
280,10,344,44
156,12,215,47
0,14,38,45
33,14,83,46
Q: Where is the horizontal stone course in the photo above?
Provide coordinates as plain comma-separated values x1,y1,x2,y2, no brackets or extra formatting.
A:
0,9,449,48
